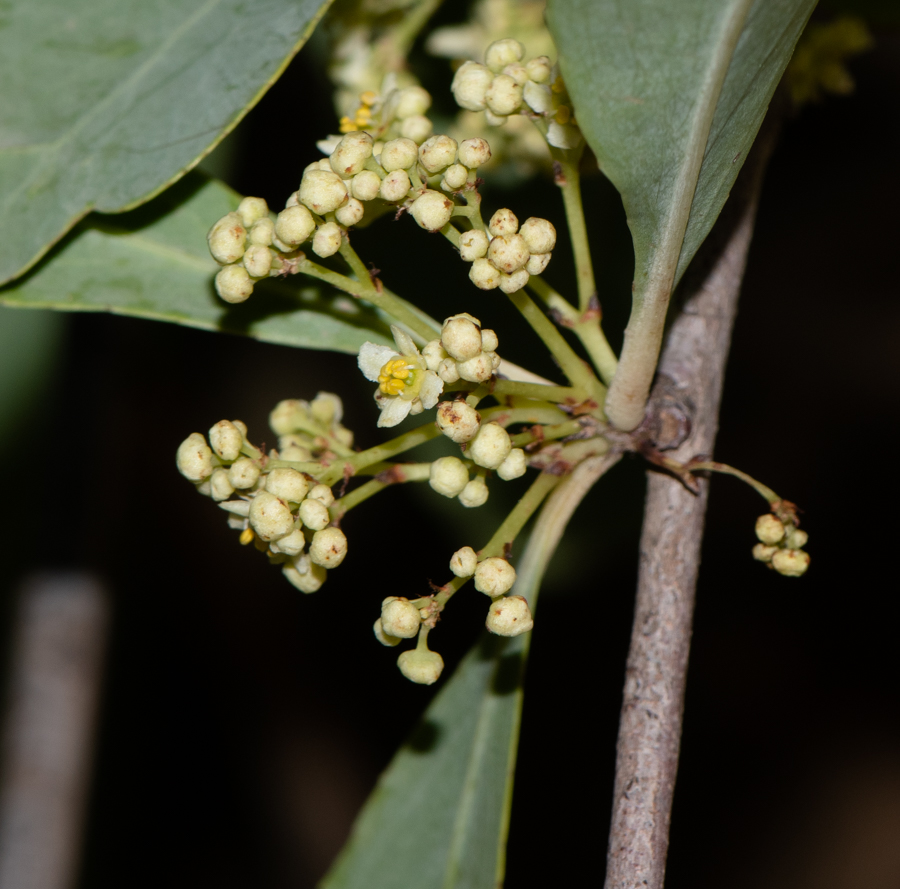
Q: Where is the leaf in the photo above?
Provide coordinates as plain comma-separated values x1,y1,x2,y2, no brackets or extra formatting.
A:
547,0,814,429
0,175,392,354
0,0,333,286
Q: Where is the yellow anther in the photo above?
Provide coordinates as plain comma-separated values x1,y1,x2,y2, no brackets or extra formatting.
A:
555,105,572,125
239,527,255,545
360,90,377,107
339,116,357,133
378,357,413,395
551,76,566,94
253,535,270,553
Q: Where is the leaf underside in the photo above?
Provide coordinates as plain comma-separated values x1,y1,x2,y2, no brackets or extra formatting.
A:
0,175,391,354
0,0,332,286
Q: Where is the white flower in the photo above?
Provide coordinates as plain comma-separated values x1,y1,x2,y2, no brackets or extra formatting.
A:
358,326,444,427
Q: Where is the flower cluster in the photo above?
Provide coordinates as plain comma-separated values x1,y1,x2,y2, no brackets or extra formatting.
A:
751,512,810,577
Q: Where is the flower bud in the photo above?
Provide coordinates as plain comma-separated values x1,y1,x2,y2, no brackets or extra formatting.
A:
451,61,493,111
308,484,334,507
379,169,411,202
177,432,213,481
441,314,483,361
399,115,433,144
459,477,489,507
243,244,272,278
498,268,529,294
237,196,268,228
351,170,382,202
310,391,343,426
459,229,489,261
485,75,523,116
469,257,502,290
771,548,810,577
441,163,469,191
380,138,419,172
329,131,374,178
249,491,294,541
485,38,525,72
207,212,246,264
503,64,529,87
429,456,470,498
269,399,308,435
418,135,459,174
209,468,234,501
489,208,518,236
395,86,432,118
410,190,454,232
335,198,365,227
526,56,553,83
398,648,444,685
474,557,517,596
437,357,461,383
785,527,808,549
456,352,495,383
468,422,512,469
457,137,492,169
381,597,421,638
486,595,533,636
422,339,447,372
209,420,243,462
497,448,527,480
214,265,254,303
488,233,530,273
484,110,508,127
313,221,343,258
755,514,785,545
436,400,481,443
249,217,275,246
275,205,316,246
449,545,477,577
282,555,327,593
228,456,260,490
309,527,348,569
480,329,499,352
519,217,557,254
523,80,553,115
752,543,777,562
299,169,349,214
266,467,309,503
525,252,551,275
299,497,330,531
270,528,306,556
374,618,401,647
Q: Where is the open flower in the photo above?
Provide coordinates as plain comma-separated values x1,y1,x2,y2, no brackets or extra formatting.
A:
358,326,444,427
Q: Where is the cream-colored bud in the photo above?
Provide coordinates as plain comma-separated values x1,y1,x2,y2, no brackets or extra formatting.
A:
335,198,365,227
436,401,481,443
519,217,557,254
214,265,254,304
207,212,246,264
436,358,460,384
468,422,512,469
313,221,343,258
422,339,447,372
772,548,810,577
275,205,316,246
459,476,488,507
450,546,478,577
395,85,432,118
485,38,525,72
457,137,492,169
523,80,553,114
266,468,309,503
283,555,327,593
308,484,334,507
489,208,519,236
526,56,553,83
285,191,300,208
469,257,502,290
228,457,260,490
299,169,349,214
752,543,777,563
242,244,272,278
299,498,330,531
785,527,808,549
397,649,444,685
451,61,493,111
459,229,489,261
497,448,527,480
351,170,382,202
270,528,306,556
474,557,517,596
418,135,459,174
177,432,213,482
456,353,494,383
429,456,470,498
374,618,401,647
379,169,411,202
755,514,785,545
209,468,234,501
486,595,533,636
441,163,469,191
502,64,529,86
237,196,268,228
381,597,421,638
441,315,483,361
269,399,308,435
480,329,499,352
488,233,530,274
525,252,551,275
410,190,454,232
249,491,294,541
209,420,243,462
329,131,374,178
498,269,529,294
484,110,508,127
485,75,523,116
248,217,275,247
309,527,348,569
399,114,433,144
310,391,342,426
381,138,418,173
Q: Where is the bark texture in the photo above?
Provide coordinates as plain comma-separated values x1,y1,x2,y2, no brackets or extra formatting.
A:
603,129,777,889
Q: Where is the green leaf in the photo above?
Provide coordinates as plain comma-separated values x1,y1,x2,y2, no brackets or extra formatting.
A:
0,0,333,286
547,0,815,430
0,175,392,354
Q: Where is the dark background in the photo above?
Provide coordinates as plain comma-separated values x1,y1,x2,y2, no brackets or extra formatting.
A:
0,10,898,889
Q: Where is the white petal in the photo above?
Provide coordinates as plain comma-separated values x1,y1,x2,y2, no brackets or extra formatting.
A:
391,325,420,358
419,371,444,409
359,342,398,381
377,396,413,427
219,500,250,516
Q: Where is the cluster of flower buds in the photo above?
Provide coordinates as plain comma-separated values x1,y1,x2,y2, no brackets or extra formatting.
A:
460,209,556,293
373,598,445,684
451,38,581,149
752,513,810,576
452,547,534,637
175,394,353,594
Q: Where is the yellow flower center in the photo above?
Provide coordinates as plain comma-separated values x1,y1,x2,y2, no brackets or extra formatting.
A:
378,357,414,395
